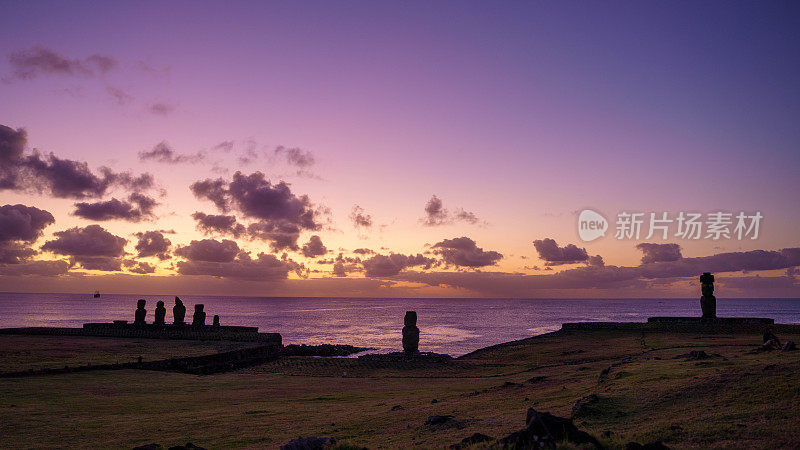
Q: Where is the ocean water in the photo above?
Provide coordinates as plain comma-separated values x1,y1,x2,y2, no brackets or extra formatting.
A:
1,293,799,356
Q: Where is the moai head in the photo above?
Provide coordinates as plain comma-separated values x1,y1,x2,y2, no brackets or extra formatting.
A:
175,296,183,306
137,299,146,309
156,300,164,308
404,311,417,327
700,272,715,296
195,304,204,313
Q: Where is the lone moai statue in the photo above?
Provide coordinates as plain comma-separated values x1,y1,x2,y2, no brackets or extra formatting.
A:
134,299,147,325
154,301,166,326
700,272,716,319
192,304,206,328
402,311,420,354
173,297,186,325
212,315,220,328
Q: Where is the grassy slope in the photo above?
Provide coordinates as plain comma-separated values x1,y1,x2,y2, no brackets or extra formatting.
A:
0,327,799,449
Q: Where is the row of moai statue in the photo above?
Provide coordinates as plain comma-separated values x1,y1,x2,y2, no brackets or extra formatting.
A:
134,296,220,328
700,272,717,319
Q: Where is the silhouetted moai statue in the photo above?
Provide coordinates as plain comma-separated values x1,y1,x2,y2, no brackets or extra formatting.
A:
192,304,206,328
213,315,220,328
173,297,186,325
154,300,166,326
134,299,147,325
402,311,420,354
700,272,716,319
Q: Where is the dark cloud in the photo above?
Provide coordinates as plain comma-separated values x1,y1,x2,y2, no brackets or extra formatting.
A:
128,261,156,274
395,247,800,297
42,225,127,257
533,238,589,265
636,243,683,264
0,242,37,264
148,102,175,116
274,146,314,168
72,256,122,271
176,252,290,281
353,248,375,255
192,212,246,238
0,259,70,276
422,195,481,226
0,204,55,242
432,237,503,268
0,124,155,199
247,221,302,252
191,171,322,251
332,261,347,277
73,193,157,222
139,141,205,164
7,46,117,80
423,195,447,226
301,235,328,258
0,125,26,189
106,86,133,105
134,231,172,260
587,255,605,267
350,205,373,229
362,253,437,277
175,239,241,263
189,178,230,212
212,141,234,152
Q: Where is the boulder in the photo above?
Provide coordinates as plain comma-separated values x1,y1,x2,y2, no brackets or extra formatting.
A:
279,437,337,450
624,441,670,450
495,408,603,449
167,444,206,450
450,433,494,449
572,393,600,418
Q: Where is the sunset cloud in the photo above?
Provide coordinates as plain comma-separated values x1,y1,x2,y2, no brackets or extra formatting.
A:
422,195,481,226
42,225,127,258
350,205,373,230
1,124,155,199
362,253,437,277
133,231,172,260
73,193,157,222
301,235,328,258
636,243,683,264
40,225,128,272
191,171,322,251
192,212,246,238
7,46,117,80
432,237,502,268
176,252,290,281
139,141,205,164
0,204,55,243
175,239,241,263
395,247,800,297
533,238,589,266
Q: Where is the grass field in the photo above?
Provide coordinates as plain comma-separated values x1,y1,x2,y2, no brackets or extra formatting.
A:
1,326,799,449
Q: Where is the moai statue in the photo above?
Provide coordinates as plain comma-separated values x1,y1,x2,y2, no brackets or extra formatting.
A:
212,315,220,328
192,304,206,328
173,296,186,325
134,299,147,325
402,311,420,354
700,272,716,319
154,301,166,326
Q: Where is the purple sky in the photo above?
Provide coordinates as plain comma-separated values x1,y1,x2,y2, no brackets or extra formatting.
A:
1,1,799,297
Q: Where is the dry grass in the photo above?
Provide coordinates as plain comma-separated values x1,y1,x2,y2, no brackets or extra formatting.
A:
0,327,799,449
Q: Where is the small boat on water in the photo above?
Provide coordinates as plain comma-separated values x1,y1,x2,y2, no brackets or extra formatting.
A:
93,290,100,298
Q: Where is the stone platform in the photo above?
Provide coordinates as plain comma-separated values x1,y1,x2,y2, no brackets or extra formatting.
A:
0,323,282,344
647,317,773,325
562,317,776,333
